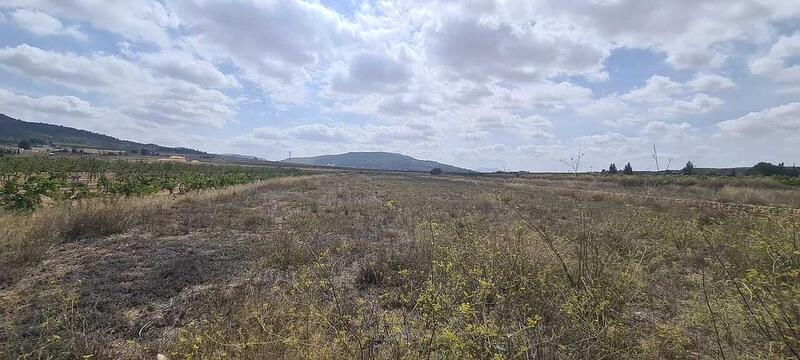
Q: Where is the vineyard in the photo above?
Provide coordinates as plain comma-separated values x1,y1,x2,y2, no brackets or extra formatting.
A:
0,155,303,210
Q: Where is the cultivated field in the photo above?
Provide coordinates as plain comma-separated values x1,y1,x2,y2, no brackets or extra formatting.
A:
1,172,799,359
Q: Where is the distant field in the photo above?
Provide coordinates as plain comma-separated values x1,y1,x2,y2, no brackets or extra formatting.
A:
486,173,800,208
1,172,799,358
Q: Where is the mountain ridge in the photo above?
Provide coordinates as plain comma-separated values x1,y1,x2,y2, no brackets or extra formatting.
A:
283,151,474,173
0,114,205,155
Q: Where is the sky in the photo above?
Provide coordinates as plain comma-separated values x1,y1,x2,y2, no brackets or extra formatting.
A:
0,0,799,172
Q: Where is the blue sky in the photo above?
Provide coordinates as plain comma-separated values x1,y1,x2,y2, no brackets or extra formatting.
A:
0,0,798,171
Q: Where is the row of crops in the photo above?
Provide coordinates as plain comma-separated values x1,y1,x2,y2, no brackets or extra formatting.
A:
0,156,304,210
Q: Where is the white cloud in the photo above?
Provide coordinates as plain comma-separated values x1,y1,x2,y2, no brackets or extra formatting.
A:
455,144,507,157
517,143,565,156
377,94,435,116
137,52,240,89
0,88,101,120
749,32,800,83
608,74,726,121
10,8,86,40
1,0,178,45
286,123,358,143
573,132,649,159
445,82,492,105
244,122,440,149
0,44,135,90
426,16,608,82
170,0,355,103
0,45,236,128
642,121,692,134
118,83,235,128
601,115,644,128
458,131,490,142
688,73,735,92
576,96,629,118
620,75,682,103
1,0,798,170
469,113,555,141
717,102,800,136
330,52,411,94
538,0,800,69
654,93,725,118
641,121,698,142
492,82,593,110
367,122,439,143
252,126,290,141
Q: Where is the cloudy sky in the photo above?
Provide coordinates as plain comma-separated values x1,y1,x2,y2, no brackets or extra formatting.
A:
0,0,799,171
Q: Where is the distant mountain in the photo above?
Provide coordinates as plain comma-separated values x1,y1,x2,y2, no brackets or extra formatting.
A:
283,151,474,173
0,114,205,155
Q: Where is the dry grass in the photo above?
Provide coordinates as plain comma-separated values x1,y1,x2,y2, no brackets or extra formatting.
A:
1,173,799,359
0,178,315,284
494,174,800,208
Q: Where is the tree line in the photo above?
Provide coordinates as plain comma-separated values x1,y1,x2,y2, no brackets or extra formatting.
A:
602,162,634,175
601,160,799,177
747,162,800,177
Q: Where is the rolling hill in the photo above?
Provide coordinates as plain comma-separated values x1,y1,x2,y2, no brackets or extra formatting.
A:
0,114,205,155
283,151,474,173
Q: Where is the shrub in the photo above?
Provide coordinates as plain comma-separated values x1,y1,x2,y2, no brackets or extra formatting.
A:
623,162,633,174
682,161,695,175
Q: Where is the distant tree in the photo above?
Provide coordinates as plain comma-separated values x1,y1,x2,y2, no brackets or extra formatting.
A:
747,162,800,176
748,162,785,176
730,169,737,177
18,140,31,150
623,162,633,175
140,148,151,156
682,161,695,175
608,163,618,174
601,169,607,174
430,167,442,175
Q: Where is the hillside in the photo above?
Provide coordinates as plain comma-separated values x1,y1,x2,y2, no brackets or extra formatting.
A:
0,114,205,155
283,151,473,173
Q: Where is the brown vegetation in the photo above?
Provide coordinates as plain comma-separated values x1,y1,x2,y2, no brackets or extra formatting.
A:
1,173,798,359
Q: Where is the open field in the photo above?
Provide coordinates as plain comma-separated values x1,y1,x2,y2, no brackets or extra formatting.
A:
2,172,799,359
480,173,800,208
